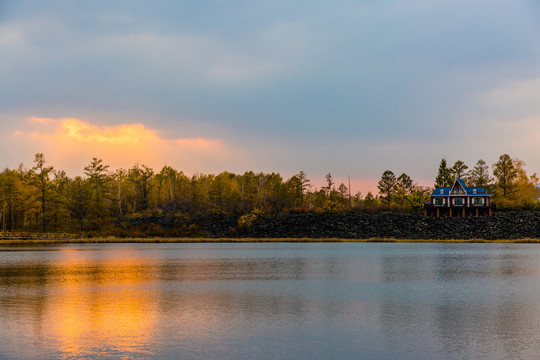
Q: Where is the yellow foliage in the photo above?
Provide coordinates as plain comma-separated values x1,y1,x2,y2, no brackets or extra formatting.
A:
514,159,539,205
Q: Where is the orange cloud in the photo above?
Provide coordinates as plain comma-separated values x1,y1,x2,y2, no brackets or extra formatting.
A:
32,118,159,145
17,117,229,175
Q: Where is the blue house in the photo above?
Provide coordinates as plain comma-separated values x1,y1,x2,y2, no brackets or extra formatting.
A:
425,178,493,217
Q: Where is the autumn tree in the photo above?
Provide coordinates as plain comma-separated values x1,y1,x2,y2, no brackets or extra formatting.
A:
377,170,397,208
362,192,377,210
434,158,453,188
292,171,310,207
337,183,348,198
84,158,111,227
493,154,517,200
395,173,413,206
190,173,212,215
153,166,179,209
128,164,154,212
110,169,129,216
405,185,432,212
253,172,267,209
32,153,54,232
265,173,288,214
209,172,239,214
298,171,310,205
49,170,70,232
236,171,257,214
513,159,539,206
0,169,23,231
68,176,89,231
285,176,302,208
325,173,334,195
337,183,349,208
15,165,38,231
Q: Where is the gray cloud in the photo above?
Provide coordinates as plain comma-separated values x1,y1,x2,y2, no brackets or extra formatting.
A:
2,0,540,186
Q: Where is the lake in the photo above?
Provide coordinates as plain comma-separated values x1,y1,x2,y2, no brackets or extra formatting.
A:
1,242,540,359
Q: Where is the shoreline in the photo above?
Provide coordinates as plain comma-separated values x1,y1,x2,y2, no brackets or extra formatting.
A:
2,237,540,245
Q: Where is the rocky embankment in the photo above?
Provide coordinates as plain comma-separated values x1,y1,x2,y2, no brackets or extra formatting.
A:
195,211,540,240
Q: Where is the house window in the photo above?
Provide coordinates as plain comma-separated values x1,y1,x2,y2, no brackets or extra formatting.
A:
453,198,464,206
473,197,484,206
439,189,444,194
434,198,444,206
473,189,477,194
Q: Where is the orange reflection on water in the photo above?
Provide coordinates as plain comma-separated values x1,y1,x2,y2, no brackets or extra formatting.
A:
47,252,157,358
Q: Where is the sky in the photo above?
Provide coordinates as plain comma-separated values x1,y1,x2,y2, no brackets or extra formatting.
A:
1,0,540,194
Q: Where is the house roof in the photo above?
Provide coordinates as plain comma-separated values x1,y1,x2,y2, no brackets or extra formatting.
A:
430,178,490,197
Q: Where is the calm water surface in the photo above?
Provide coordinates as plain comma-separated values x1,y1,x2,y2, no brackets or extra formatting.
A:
1,243,540,359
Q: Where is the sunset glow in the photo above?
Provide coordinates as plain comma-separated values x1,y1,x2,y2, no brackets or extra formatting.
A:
16,117,227,175
50,256,157,358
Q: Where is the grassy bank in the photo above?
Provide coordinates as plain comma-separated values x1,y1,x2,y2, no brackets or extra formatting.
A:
2,237,540,245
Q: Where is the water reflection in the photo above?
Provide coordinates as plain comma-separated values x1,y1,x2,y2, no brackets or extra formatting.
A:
1,243,540,359
377,244,540,360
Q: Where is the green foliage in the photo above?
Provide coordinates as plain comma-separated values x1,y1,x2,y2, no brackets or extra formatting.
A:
395,173,413,206
237,209,263,232
84,158,111,229
32,153,54,232
450,160,468,179
434,158,453,188
377,170,397,208
493,154,517,200
468,159,492,188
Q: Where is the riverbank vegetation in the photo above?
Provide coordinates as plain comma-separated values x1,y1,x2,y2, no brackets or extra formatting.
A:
2,237,540,245
0,153,539,237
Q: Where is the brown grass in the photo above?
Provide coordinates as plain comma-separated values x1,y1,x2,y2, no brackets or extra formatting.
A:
1,237,540,245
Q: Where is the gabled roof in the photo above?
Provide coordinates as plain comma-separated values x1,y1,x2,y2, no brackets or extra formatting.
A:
455,178,467,190
450,178,466,194
431,178,490,197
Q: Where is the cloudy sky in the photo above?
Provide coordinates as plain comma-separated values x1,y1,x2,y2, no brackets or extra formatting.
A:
1,0,540,193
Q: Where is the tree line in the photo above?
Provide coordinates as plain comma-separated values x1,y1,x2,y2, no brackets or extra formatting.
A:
0,154,362,234
2,153,539,235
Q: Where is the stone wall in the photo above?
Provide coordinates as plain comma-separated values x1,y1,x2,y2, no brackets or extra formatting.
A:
197,211,540,240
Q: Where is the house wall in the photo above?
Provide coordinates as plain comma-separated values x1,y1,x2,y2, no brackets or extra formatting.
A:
430,196,490,208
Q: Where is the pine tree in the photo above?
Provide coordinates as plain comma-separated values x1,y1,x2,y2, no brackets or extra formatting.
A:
395,173,413,206
468,159,492,188
325,173,334,195
377,170,397,208
434,158,453,188
450,160,469,179
493,154,517,199
294,171,310,206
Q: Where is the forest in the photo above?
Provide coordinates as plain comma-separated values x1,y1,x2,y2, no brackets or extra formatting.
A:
0,153,539,236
